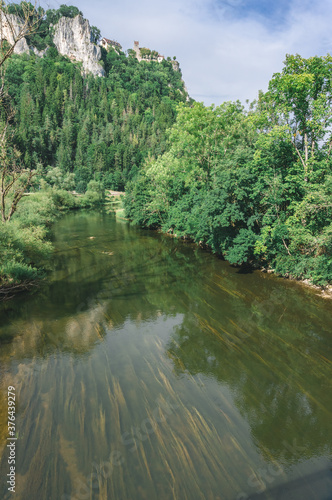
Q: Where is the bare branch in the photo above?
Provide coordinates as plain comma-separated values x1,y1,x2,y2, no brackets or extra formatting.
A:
0,2,41,223
282,237,292,256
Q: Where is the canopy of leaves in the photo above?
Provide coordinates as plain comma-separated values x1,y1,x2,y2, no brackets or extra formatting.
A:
125,56,332,285
2,4,331,286
5,39,188,191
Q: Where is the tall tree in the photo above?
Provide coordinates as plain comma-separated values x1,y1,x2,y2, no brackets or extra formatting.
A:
266,54,332,182
0,0,39,222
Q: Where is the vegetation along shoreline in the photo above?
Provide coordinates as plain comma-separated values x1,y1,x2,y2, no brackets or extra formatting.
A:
0,1,331,298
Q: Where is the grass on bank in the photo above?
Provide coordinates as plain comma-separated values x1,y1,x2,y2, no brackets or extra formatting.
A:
0,181,104,295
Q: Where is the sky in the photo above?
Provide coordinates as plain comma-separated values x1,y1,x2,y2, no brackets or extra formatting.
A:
42,0,332,106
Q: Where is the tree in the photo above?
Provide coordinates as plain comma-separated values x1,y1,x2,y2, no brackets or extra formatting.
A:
91,25,101,45
0,123,38,222
57,4,83,19
140,47,151,60
46,166,75,190
266,54,332,182
0,0,39,222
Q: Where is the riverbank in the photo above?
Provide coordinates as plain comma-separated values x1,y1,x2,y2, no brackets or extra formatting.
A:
1,210,331,500
158,227,332,298
105,191,129,220
0,186,105,299
261,268,332,299
295,279,332,299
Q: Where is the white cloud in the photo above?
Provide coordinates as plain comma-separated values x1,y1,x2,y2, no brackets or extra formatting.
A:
43,0,332,106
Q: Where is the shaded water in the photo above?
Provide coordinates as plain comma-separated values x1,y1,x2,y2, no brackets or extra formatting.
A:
0,211,331,500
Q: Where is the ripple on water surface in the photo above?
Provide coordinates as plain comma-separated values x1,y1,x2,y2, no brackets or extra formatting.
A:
0,212,331,500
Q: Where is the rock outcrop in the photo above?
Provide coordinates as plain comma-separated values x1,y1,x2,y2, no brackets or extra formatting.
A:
0,13,29,55
171,60,180,72
53,15,104,77
30,47,48,58
0,14,183,83
0,13,104,77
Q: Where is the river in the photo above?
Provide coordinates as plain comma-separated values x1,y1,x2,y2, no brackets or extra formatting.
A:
0,211,331,500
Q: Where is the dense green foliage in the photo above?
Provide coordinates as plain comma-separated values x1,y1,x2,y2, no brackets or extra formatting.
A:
5,46,187,191
0,2,188,292
125,55,332,285
0,181,106,291
0,190,70,288
1,1,331,290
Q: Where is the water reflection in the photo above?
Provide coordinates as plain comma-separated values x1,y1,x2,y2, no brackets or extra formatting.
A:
166,283,332,463
0,212,331,500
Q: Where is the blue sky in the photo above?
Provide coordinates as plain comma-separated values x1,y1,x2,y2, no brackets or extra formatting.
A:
43,0,332,106
222,0,289,18
211,0,291,25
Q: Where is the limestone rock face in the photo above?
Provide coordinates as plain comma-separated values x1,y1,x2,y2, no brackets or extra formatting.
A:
53,15,104,77
0,14,29,54
31,47,48,57
171,60,180,72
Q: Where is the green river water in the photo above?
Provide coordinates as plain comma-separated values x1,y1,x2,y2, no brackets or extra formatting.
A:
0,211,331,500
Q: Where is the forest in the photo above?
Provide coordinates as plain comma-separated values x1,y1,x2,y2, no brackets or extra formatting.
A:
0,2,188,292
124,55,332,286
0,2,331,294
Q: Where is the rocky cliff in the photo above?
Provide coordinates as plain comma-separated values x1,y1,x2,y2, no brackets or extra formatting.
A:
53,15,104,77
0,13,29,55
0,13,104,77
1,13,183,81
